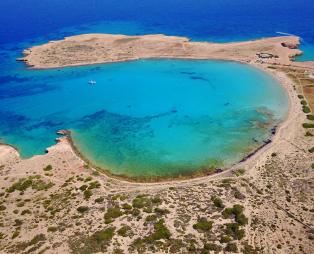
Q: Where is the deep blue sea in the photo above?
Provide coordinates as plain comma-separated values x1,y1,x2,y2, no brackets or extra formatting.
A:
0,0,313,59
0,0,311,178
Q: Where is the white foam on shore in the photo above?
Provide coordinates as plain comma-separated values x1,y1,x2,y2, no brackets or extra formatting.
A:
276,32,303,41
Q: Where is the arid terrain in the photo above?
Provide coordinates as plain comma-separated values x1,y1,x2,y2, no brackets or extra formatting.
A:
0,34,314,253
18,34,304,68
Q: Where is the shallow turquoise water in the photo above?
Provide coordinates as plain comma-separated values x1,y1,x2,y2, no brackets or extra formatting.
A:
297,44,314,61
0,60,288,178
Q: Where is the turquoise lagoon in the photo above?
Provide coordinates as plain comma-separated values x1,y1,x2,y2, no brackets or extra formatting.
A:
0,60,288,178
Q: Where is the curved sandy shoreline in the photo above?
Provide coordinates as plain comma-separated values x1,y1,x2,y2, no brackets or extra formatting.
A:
1,33,313,184
55,60,293,183
231,63,299,169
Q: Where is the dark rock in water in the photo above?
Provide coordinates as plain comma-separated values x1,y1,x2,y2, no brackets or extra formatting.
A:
180,71,196,75
0,82,55,99
263,139,271,144
271,127,277,135
191,76,208,81
239,138,273,163
16,58,27,62
215,168,223,173
0,111,28,124
0,75,30,84
27,120,62,130
252,138,259,143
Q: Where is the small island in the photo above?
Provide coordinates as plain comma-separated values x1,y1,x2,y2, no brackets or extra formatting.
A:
19,34,306,68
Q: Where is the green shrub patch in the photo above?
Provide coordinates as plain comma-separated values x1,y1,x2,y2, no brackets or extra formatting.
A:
193,217,213,232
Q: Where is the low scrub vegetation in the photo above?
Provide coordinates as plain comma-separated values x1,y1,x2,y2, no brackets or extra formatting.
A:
77,206,89,213
70,227,116,253
212,196,225,209
303,123,314,128
222,204,248,225
302,106,311,113
43,165,52,171
117,225,132,237
307,114,314,121
104,207,123,223
6,175,54,193
225,223,245,240
147,219,171,241
193,217,213,232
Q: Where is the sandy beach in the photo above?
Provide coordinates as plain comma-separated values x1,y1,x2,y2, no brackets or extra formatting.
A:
0,34,313,253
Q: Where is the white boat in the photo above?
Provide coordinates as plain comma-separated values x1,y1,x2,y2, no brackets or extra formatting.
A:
88,80,96,85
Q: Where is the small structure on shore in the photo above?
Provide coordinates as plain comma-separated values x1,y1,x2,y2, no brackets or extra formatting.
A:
305,71,314,79
256,52,278,59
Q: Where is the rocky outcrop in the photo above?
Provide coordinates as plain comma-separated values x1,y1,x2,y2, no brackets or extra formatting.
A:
281,41,299,49
16,58,27,62
256,53,278,59
57,130,71,136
